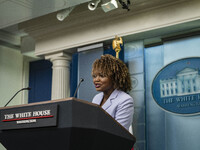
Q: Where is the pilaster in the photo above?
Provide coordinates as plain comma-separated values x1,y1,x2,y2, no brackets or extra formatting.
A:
45,52,72,100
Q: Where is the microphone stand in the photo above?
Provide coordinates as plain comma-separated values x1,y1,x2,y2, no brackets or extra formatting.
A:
4,87,31,107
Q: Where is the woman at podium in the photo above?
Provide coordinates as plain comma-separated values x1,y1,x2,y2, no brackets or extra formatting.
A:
91,54,134,131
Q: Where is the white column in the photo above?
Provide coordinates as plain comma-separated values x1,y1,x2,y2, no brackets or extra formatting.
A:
45,52,71,100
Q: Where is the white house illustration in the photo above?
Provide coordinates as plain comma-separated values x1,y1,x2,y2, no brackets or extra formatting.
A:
160,68,200,97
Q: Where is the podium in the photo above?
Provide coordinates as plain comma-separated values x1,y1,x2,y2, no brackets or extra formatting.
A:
0,98,136,150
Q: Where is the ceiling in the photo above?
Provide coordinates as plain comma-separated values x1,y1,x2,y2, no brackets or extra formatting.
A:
0,0,194,50
1,0,182,33
0,0,91,49
0,0,91,30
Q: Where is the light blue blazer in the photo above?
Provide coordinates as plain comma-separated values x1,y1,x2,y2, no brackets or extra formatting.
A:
92,89,134,130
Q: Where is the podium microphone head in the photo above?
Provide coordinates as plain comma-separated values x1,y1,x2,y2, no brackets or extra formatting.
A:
22,87,31,91
26,87,31,90
73,78,84,98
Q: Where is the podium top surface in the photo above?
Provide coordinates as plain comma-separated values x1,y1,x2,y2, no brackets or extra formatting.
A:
0,97,80,109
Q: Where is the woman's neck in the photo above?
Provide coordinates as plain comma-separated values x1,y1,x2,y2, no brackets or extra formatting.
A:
104,88,115,99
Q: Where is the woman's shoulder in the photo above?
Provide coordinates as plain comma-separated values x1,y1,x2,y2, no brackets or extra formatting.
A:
117,90,133,99
114,90,133,104
114,90,134,111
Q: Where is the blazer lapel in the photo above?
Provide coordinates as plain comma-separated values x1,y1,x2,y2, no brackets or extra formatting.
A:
102,98,112,110
102,89,119,110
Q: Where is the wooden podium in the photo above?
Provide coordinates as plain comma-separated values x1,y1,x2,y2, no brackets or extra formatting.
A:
0,98,136,150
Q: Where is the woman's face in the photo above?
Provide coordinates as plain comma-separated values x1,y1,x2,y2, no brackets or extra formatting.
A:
92,69,114,94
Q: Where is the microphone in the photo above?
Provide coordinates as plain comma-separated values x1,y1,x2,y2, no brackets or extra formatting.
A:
73,78,84,98
4,87,31,107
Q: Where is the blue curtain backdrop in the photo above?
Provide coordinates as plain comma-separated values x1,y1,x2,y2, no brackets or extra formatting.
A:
28,60,52,103
70,53,78,97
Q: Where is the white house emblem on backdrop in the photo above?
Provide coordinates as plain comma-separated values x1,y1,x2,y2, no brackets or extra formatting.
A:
160,68,200,98
152,58,200,115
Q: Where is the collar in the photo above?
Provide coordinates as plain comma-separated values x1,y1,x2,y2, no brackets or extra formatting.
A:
102,89,120,110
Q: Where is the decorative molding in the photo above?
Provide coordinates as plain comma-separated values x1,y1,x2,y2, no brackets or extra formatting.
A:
77,43,103,52
0,30,21,46
45,51,72,60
